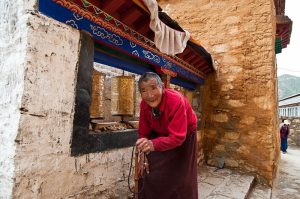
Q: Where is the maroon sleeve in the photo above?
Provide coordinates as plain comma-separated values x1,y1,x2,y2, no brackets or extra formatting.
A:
151,97,187,151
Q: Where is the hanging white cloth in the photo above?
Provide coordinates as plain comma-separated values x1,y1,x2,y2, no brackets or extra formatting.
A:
142,0,190,56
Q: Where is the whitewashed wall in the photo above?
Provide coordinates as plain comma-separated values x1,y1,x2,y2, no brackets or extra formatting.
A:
1,2,135,197
0,0,28,198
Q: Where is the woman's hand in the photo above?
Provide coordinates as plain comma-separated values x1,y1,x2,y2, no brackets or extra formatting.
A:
136,138,154,154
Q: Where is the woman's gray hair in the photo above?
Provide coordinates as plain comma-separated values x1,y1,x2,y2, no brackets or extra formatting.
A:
138,72,163,91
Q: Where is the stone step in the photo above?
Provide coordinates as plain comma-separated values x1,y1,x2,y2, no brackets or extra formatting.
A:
198,165,255,199
248,184,271,199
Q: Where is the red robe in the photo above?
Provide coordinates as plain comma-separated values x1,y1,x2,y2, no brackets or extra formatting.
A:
138,89,198,199
138,89,197,151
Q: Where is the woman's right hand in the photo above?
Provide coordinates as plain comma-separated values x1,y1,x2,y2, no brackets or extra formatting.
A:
136,138,154,154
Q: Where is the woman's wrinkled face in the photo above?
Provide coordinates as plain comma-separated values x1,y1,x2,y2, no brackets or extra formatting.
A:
140,78,163,108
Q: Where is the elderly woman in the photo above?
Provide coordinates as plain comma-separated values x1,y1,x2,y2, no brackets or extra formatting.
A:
136,72,198,199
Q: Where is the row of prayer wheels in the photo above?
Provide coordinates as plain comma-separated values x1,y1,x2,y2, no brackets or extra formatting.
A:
89,70,141,119
89,69,193,119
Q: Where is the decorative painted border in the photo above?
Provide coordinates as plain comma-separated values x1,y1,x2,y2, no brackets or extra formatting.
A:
39,0,205,84
55,0,205,77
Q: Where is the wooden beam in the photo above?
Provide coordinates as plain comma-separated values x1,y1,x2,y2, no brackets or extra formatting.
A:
189,56,201,66
136,24,150,36
177,48,190,59
102,0,126,16
197,60,209,70
185,54,197,63
183,51,194,60
122,7,143,26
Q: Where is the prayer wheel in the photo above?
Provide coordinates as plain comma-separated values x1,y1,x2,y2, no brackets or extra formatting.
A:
135,82,142,118
111,76,135,116
89,70,105,119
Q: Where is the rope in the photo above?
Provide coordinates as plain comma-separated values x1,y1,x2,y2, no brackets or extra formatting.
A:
127,146,146,196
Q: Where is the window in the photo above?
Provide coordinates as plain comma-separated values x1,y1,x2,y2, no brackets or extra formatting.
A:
71,35,199,156
71,61,141,156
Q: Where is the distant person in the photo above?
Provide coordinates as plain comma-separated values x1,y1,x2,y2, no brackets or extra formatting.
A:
280,120,290,153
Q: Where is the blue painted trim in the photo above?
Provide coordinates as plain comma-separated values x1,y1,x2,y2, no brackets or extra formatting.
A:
38,0,204,85
95,50,197,90
94,51,154,75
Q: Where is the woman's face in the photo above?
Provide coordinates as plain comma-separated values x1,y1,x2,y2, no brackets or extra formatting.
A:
140,78,163,108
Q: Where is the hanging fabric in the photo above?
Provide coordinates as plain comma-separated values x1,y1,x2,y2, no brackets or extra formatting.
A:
142,0,190,56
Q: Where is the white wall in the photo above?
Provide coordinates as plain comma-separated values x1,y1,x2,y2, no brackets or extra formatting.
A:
0,8,134,198
0,0,28,198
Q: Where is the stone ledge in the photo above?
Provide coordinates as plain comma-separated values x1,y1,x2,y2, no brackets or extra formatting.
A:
198,165,255,199
71,127,137,156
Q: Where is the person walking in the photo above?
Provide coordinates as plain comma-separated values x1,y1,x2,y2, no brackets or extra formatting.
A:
280,120,290,153
135,72,198,199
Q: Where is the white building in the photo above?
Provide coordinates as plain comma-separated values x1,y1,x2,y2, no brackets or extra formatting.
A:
279,93,300,117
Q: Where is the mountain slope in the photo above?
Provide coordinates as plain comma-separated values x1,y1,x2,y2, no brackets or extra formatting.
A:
278,74,300,100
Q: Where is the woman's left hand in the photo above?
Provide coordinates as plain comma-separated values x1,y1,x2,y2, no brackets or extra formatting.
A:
136,138,154,153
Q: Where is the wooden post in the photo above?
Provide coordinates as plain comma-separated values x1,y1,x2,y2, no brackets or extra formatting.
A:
161,74,171,89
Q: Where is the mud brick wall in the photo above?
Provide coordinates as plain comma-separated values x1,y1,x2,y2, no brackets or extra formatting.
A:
159,0,279,185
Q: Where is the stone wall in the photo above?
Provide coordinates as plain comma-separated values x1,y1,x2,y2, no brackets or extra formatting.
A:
18,13,136,198
0,6,134,198
159,0,280,185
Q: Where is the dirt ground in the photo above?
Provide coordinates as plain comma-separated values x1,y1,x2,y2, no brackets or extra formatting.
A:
272,146,300,199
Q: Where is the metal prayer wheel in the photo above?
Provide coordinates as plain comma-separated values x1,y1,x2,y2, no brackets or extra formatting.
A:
89,70,105,119
135,82,142,118
111,76,135,116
